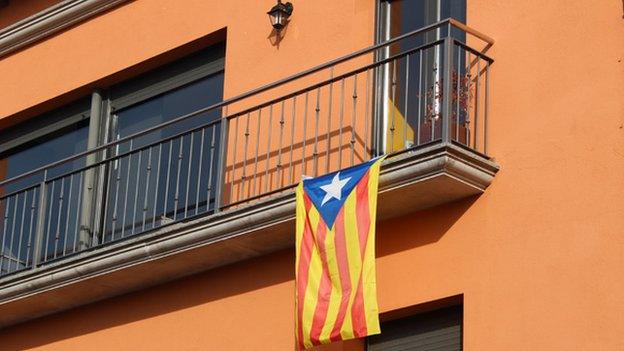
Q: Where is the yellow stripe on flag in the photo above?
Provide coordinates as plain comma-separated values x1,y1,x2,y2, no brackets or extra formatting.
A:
295,184,305,344
319,225,342,343
363,160,381,334
340,190,362,340
302,206,322,349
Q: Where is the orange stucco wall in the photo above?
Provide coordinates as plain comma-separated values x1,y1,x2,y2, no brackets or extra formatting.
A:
1,0,624,350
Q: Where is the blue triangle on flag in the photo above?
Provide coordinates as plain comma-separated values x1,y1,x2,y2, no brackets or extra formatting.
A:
302,158,378,229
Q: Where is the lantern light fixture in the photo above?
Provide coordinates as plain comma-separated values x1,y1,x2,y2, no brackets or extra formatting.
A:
267,0,294,31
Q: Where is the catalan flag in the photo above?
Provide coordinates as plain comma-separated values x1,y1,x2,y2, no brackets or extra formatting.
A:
295,157,384,349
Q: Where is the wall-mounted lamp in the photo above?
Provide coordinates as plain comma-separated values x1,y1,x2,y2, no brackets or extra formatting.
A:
267,0,293,31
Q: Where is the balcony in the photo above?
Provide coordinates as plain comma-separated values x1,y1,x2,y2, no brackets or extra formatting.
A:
0,19,497,326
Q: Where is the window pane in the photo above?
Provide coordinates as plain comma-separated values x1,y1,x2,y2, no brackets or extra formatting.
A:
103,72,225,241
0,121,89,194
115,72,224,147
382,0,466,151
0,120,89,274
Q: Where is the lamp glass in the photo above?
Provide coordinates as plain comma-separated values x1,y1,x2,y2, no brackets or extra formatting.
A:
267,2,292,30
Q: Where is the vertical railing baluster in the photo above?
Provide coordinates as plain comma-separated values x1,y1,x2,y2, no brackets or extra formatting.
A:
183,133,194,218
17,190,27,272
43,180,56,262
241,113,251,199
350,74,358,166
264,106,273,194
390,59,397,152
53,179,65,259
142,147,153,231
417,50,423,146
120,141,133,238
98,160,109,245
403,54,411,150
313,87,321,177
277,101,285,188
162,141,174,223
326,68,334,174
430,47,436,142
252,109,262,196
152,144,163,227
52,182,65,258
195,128,205,215
441,38,453,144
301,92,309,176
214,106,229,212
456,46,461,144
465,51,471,145
173,136,185,220
289,96,297,185
62,175,74,256
131,149,143,235
26,187,37,268
364,69,371,159
109,148,121,241
73,172,83,251
207,126,217,212
9,194,19,269
229,110,239,205
90,162,107,248
33,171,48,267
338,77,345,169
474,56,480,150
484,61,490,155
0,198,9,273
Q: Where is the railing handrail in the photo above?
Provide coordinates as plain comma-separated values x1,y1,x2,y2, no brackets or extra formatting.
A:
0,18,491,189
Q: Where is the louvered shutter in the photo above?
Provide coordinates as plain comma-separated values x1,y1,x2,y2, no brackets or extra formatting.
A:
368,306,462,351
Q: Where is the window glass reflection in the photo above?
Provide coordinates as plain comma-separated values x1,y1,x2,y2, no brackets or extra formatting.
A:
0,120,88,273
102,72,225,241
382,0,466,151
0,121,89,195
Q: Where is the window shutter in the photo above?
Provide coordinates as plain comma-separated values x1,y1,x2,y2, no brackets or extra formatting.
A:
368,306,462,351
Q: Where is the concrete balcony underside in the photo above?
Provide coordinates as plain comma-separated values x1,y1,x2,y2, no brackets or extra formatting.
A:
0,142,497,328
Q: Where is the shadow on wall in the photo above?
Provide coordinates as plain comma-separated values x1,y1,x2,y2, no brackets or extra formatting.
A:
0,249,295,349
0,195,476,349
377,195,477,257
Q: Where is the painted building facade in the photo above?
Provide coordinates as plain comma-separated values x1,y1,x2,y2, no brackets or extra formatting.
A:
0,0,622,350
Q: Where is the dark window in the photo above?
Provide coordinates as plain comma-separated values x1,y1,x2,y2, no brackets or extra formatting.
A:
378,0,467,151
0,101,90,274
0,43,226,276
0,101,90,194
382,0,466,45
101,44,225,241
368,306,463,351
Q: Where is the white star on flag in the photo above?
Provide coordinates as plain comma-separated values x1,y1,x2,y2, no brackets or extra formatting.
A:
319,172,351,206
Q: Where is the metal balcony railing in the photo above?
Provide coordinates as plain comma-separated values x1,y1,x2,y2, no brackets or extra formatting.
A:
0,19,493,278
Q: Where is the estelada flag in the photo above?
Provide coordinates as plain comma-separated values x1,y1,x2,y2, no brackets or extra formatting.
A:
295,157,384,349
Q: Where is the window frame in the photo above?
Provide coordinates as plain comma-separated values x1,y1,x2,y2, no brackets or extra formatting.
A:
0,43,226,185
0,98,91,158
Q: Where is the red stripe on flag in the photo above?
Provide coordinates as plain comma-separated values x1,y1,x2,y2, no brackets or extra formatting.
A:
309,220,332,345
329,208,352,342
351,171,371,337
297,195,314,350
